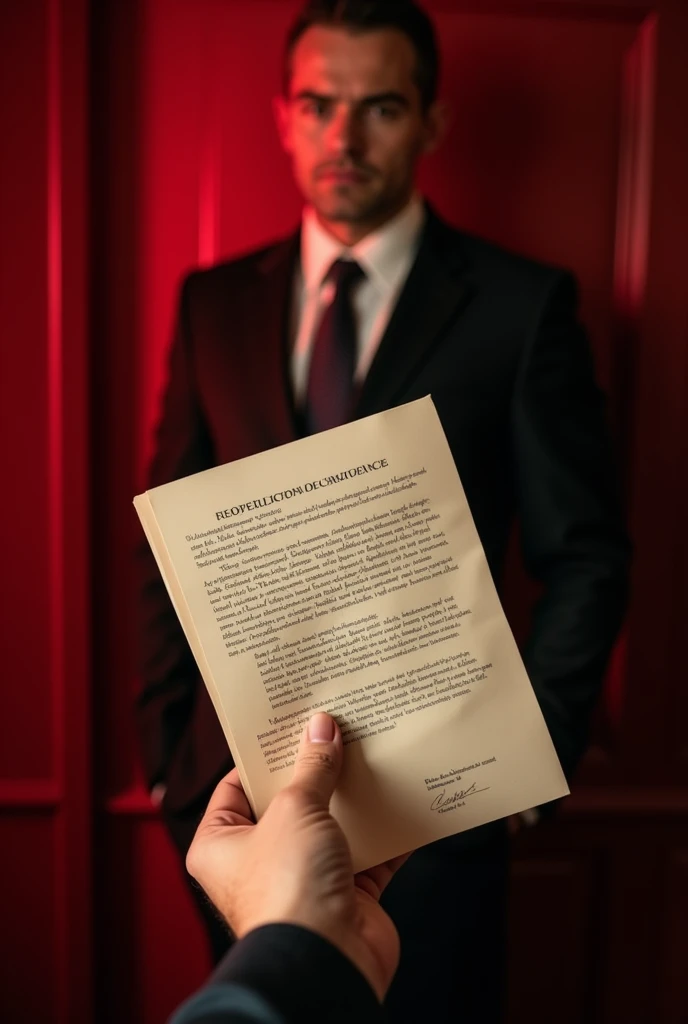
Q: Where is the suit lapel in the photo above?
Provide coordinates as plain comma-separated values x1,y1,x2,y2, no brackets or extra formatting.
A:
252,230,301,442
355,210,475,419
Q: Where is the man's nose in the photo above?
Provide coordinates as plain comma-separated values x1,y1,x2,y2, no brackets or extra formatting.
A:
326,105,363,157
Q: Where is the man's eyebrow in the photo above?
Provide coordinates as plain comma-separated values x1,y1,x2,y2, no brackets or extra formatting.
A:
291,90,410,108
360,92,410,108
292,90,334,103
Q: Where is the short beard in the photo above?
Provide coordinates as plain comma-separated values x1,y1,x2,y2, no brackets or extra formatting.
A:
314,188,408,227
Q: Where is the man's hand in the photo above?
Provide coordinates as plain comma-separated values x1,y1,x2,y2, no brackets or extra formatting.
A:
186,712,408,1002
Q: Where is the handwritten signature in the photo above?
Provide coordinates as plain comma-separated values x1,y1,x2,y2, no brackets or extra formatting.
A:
430,781,490,811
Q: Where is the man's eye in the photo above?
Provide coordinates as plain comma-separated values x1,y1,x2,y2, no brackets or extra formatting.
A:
369,104,400,120
302,99,328,118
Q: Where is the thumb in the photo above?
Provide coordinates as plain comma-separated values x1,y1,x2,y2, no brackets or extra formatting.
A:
289,712,343,808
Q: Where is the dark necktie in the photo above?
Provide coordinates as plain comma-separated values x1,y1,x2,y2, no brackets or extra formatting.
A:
305,258,365,434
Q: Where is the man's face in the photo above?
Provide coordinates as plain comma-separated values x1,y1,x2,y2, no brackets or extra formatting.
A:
276,26,442,237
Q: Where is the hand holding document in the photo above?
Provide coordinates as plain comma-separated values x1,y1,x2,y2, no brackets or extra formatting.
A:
134,397,568,871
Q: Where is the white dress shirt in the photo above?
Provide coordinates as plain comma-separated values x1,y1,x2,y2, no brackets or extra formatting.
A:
291,196,425,406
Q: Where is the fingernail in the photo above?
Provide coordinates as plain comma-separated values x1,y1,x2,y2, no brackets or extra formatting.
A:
308,712,335,743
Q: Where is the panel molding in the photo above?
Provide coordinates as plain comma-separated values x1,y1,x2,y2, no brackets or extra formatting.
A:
197,3,222,266
48,0,92,1020
613,14,656,320
0,780,62,810
659,848,688,1022
565,786,688,816
48,0,66,801
427,0,653,17
107,787,159,817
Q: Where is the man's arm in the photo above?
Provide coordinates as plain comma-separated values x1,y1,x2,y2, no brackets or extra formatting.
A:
168,714,402,1023
512,271,631,780
169,925,384,1024
136,276,216,790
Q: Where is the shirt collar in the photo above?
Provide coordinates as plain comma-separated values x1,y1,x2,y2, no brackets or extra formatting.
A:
301,195,425,294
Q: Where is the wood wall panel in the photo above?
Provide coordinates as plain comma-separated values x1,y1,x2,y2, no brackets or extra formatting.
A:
91,0,148,801
209,1,304,256
659,847,688,1023
425,12,635,333
596,833,659,1022
1,0,91,1020
0,817,57,1024
620,0,688,784
509,819,688,1024
507,852,601,1023
0,1,53,781
97,815,209,1024
658,1,688,774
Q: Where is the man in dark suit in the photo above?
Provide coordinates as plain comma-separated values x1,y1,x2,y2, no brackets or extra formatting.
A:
169,713,400,1024
137,2,630,1021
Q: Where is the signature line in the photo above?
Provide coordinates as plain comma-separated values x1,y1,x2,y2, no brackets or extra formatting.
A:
430,782,491,811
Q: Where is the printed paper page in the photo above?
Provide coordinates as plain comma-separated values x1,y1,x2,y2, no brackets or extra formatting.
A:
135,397,568,871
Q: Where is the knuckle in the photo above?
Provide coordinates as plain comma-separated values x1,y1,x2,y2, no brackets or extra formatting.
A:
185,844,199,878
298,749,338,773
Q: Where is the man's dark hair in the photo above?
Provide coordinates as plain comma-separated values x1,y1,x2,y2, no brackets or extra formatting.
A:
284,0,440,110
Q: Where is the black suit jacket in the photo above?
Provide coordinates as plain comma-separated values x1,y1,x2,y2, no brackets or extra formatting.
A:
168,925,383,1023
136,207,630,813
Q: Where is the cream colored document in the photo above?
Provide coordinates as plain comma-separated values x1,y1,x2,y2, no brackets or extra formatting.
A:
134,396,568,871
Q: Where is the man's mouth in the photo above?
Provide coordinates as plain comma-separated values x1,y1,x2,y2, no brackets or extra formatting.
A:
317,167,371,184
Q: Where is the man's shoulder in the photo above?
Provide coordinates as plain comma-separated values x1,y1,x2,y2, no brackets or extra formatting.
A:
430,211,575,293
181,231,299,298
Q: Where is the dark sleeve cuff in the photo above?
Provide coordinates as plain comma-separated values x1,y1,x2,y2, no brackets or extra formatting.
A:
210,924,384,1023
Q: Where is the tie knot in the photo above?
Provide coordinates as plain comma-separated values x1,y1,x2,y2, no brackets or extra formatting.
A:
328,258,365,292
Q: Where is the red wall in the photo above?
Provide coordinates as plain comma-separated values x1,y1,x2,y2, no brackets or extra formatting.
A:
2,1,688,1022
1,1,91,1021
